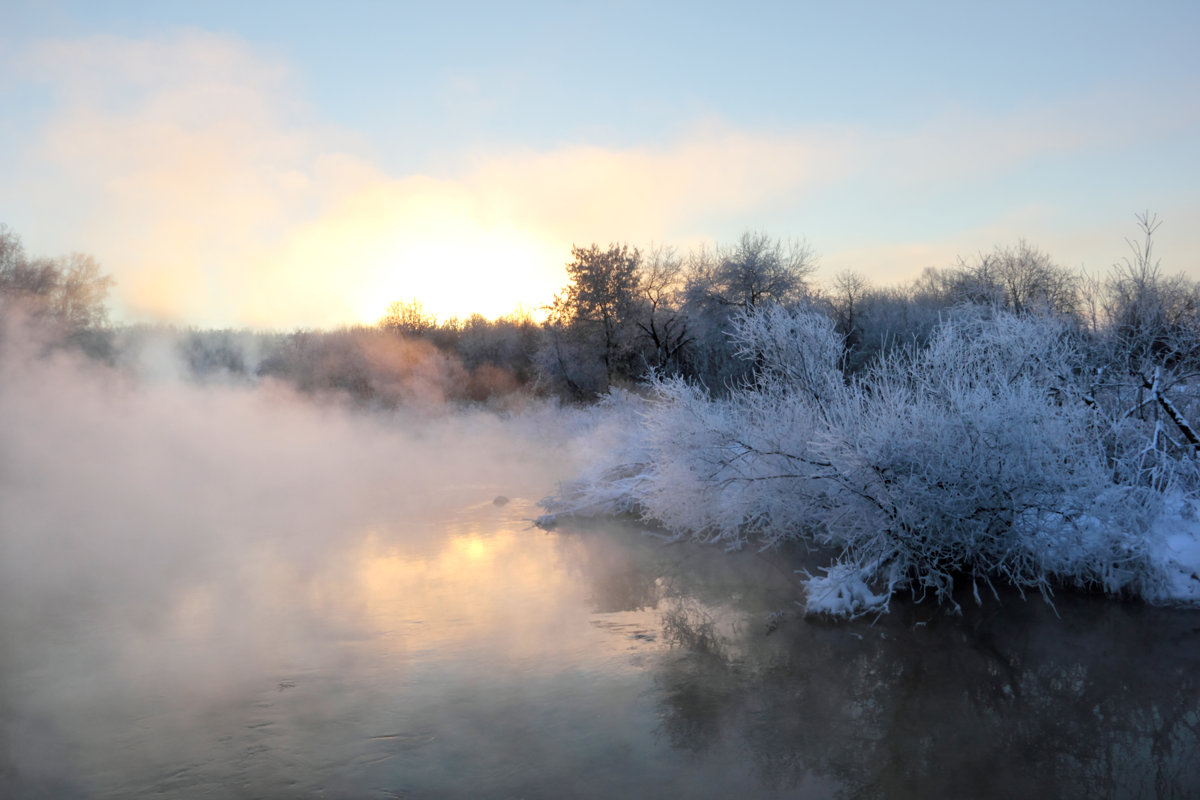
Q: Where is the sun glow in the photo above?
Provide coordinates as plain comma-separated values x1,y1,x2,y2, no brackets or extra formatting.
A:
266,176,567,327
353,224,563,324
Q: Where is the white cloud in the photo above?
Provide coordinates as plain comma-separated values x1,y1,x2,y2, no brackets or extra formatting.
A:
7,31,1197,327
8,32,861,327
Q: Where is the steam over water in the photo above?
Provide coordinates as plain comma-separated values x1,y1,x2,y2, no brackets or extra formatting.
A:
3,345,1199,798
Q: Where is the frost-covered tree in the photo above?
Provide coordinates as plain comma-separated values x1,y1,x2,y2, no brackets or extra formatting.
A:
696,232,815,310
543,304,1171,617
1084,214,1200,491
675,233,817,390
541,243,643,394
0,224,115,355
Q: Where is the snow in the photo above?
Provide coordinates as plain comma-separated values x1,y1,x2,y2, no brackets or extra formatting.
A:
539,306,1200,617
1145,495,1200,605
801,564,891,618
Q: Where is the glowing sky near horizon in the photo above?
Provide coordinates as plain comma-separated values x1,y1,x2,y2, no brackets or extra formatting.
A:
1,1,1198,328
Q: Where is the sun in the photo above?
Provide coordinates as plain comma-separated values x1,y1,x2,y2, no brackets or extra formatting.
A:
354,224,563,324
265,177,569,328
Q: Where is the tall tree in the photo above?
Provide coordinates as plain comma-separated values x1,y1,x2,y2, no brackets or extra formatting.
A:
634,244,692,374
702,231,815,309
0,223,114,336
379,298,435,337
551,242,642,387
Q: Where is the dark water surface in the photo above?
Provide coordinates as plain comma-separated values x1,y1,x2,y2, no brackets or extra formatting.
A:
4,502,1199,799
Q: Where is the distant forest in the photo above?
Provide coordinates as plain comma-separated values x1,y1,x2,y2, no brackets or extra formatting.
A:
3,216,1198,415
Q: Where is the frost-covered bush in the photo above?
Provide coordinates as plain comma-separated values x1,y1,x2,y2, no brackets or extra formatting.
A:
632,375,827,545
1089,367,1200,496
727,303,844,402
543,304,1183,617
631,306,841,545
820,309,1155,611
537,388,654,522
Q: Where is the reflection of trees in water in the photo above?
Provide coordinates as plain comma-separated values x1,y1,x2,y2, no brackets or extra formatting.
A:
555,520,1200,797
554,521,804,616
655,594,1200,799
554,524,665,613
662,600,722,655
656,600,739,755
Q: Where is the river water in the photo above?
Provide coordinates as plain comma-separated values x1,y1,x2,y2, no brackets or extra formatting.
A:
4,492,1199,799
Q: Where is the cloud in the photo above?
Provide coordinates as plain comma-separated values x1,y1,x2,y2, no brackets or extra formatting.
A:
269,128,857,325
17,31,333,323
8,31,863,327
466,125,857,241
9,31,1197,328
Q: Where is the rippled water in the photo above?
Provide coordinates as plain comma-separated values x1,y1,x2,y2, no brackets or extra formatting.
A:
4,497,1200,799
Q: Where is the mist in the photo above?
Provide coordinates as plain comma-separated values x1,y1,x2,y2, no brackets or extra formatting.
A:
5,215,1200,796
3,311,835,798
6,1,1200,791
0,314,591,794
0,317,577,625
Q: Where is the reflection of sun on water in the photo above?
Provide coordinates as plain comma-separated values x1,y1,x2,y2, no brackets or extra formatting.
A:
350,523,576,660
354,530,504,621
344,519,665,672
452,534,492,562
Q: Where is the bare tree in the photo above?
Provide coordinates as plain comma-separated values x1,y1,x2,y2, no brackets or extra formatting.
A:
1086,214,1200,480
830,270,869,368
634,244,693,374
700,231,815,309
380,298,436,337
921,240,1078,317
1,224,61,303
1105,212,1200,370
991,240,1079,316
0,224,115,340
54,253,114,330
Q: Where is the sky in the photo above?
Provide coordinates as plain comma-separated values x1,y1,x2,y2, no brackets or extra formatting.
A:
2,0,1198,329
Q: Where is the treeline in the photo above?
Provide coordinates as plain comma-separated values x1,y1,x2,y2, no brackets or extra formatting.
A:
538,220,1200,397
147,313,540,408
538,214,1200,616
0,223,115,358
0,222,540,408
9,216,1198,613
5,216,1200,417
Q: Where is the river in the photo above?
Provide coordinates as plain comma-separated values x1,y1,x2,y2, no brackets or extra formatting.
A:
4,494,1198,799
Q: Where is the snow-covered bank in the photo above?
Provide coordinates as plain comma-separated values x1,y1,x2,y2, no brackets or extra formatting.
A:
1145,495,1200,605
541,305,1200,617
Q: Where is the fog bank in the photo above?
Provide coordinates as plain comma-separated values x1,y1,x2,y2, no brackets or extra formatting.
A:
0,321,584,762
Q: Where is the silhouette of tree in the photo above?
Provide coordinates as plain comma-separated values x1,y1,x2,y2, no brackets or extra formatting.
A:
549,242,642,389
634,244,693,374
380,298,436,337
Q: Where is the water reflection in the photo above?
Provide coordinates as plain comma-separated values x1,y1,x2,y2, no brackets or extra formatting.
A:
3,507,1198,798
636,539,1200,800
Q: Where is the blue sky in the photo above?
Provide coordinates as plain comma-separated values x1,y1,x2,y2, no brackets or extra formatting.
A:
3,1,1198,327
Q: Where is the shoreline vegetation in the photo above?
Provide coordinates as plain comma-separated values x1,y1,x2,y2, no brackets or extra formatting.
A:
4,215,1199,617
